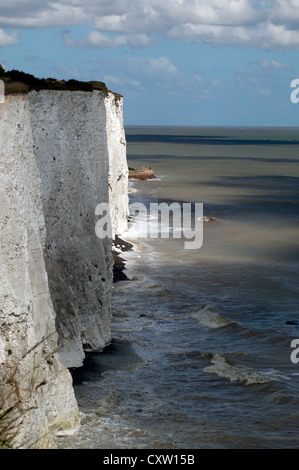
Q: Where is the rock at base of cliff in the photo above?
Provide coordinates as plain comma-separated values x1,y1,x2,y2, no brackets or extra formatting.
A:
129,166,155,180
112,236,133,282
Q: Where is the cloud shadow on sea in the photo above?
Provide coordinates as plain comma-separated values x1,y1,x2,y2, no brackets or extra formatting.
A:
127,153,299,164
126,134,299,147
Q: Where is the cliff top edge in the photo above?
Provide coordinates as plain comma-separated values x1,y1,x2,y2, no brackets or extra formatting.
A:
0,64,122,100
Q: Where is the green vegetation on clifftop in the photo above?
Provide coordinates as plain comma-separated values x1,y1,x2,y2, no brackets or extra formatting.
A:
0,65,121,99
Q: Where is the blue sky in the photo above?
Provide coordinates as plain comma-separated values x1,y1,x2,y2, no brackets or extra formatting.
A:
1,0,299,126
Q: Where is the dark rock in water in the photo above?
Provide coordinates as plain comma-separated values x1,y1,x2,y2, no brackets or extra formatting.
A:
129,165,155,180
112,253,130,282
285,320,299,325
112,236,133,283
113,235,133,252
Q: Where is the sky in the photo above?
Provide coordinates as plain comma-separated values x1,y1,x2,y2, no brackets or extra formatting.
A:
1,0,299,126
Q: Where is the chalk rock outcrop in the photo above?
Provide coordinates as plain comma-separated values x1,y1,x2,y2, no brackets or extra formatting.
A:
0,88,128,447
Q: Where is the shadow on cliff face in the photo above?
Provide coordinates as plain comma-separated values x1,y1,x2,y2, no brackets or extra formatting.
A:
69,236,136,386
70,338,141,385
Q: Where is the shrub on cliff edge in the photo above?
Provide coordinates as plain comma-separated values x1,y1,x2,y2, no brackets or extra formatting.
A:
2,68,116,97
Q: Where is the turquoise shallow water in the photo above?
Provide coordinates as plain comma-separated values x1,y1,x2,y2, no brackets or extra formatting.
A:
59,127,299,449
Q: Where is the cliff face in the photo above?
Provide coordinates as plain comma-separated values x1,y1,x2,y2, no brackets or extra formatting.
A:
105,93,129,238
0,89,128,447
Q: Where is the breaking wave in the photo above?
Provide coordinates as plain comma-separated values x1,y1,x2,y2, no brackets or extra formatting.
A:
191,306,234,329
203,354,270,385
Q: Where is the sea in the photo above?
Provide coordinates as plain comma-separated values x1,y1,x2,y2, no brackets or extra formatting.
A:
58,126,299,449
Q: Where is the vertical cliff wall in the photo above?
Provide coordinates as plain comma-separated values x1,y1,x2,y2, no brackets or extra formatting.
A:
0,88,128,447
29,90,113,368
0,95,80,448
105,93,129,238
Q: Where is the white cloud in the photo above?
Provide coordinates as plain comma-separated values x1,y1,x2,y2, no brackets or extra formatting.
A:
0,1,90,28
262,22,299,49
0,28,18,45
93,0,263,32
154,0,263,27
94,7,164,34
167,23,250,46
270,0,299,27
257,58,291,71
1,1,299,50
119,56,219,100
258,87,271,96
126,57,179,75
64,30,156,49
103,74,122,85
104,74,143,90
167,20,299,50
64,30,127,48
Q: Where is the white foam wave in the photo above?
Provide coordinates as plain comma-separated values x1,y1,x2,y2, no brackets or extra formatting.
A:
128,180,139,194
203,354,270,385
146,176,164,182
191,306,233,329
128,186,139,194
197,216,218,222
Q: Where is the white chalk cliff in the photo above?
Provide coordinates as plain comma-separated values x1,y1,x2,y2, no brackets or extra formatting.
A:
0,89,128,447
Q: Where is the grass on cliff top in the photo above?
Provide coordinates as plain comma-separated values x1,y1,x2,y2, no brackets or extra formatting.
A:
0,65,122,99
